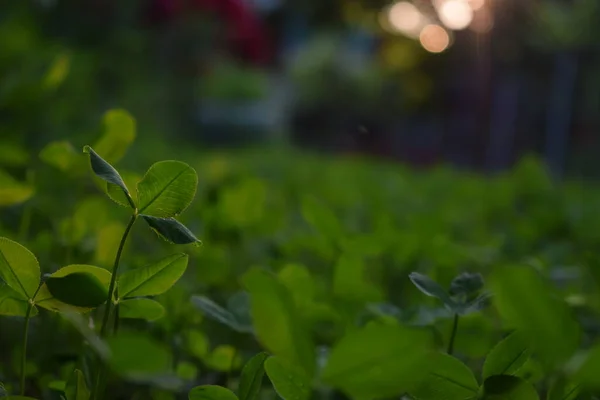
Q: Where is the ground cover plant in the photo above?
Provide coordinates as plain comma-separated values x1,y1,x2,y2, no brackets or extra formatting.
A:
2,109,600,399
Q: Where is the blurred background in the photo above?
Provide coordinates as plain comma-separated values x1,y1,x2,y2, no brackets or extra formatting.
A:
2,0,600,176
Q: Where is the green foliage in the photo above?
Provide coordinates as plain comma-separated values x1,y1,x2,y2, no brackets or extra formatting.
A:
45,271,108,308
5,116,600,400
137,160,198,218
242,268,315,378
482,331,531,379
238,352,268,400
481,375,539,400
118,253,189,298
64,369,90,400
36,264,111,313
105,331,173,383
119,298,165,321
0,169,34,207
264,356,311,400
191,296,253,333
321,323,433,399
141,215,201,245
83,145,134,208
189,385,239,400
408,353,479,400
0,237,40,301
490,265,581,369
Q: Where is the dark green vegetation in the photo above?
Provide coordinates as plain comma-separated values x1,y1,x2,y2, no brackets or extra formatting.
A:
2,110,600,400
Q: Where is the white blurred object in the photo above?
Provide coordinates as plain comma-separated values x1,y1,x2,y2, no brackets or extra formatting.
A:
388,1,426,38
437,0,474,30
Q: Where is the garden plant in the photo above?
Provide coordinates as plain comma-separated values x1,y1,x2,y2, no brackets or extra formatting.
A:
1,109,600,400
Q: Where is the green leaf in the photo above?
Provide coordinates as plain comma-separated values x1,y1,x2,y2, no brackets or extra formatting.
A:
137,160,198,218
238,352,269,400
106,331,172,382
547,376,580,400
191,295,251,333
141,215,201,245
119,253,188,298
408,352,479,400
39,140,78,171
572,343,600,388
333,252,382,303
64,369,90,400
189,385,239,400
82,145,134,208
93,109,136,165
205,345,242,372
106,171,141,208
119,298,165,321
409,272,456,310
459,291,493,315
0,169,35,207
42,51,70,91
185,329,210,360
321,323,433,399
490,265,581,369
241,268,315,378
0,237,40,300
45,271,108,308
483,331,531,379
3,397,40,399
36,265,111,313
264,356,311,400
300,196,342,241
482,375,539,400
176,361,198,381
449,272,484,297
0,285,37,317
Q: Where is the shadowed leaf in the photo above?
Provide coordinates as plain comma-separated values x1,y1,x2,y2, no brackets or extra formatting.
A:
142,215,200,245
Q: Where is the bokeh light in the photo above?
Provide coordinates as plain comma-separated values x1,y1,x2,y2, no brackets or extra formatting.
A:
469,0,486,11
388,1,425,38
419,24,451,53
437,0,474,30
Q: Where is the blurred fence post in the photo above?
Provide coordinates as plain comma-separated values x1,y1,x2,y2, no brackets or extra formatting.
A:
544,52,579,179
485,73,521,172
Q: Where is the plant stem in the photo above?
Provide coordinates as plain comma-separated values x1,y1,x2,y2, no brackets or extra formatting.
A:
92,213,137,400
447,313,459,355
112,288,120,334
99,213,136,337
21,285,42,396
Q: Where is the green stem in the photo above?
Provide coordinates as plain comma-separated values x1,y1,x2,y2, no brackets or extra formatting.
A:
91,213,137,400
99,213,136,337
112,288,120,334
447,313,459,355
21,285,42,396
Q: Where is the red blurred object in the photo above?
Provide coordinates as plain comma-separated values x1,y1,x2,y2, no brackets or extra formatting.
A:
147,0,272,66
